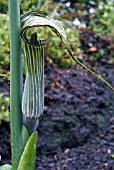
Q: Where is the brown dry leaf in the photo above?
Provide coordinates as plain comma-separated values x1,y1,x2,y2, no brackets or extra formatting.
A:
88,46,97,52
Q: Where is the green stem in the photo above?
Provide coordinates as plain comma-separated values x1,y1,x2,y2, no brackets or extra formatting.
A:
9,0,23,169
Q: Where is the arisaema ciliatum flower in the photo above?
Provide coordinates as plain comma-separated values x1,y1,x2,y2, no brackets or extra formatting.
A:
20,10,114,126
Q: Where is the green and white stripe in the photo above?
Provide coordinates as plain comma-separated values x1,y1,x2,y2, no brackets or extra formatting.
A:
22,36,45,119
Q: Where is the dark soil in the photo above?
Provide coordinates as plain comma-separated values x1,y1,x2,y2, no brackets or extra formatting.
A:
0,61,114,169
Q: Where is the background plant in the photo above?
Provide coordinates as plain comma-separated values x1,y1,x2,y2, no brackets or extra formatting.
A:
0,94,9,123
0,14,10,77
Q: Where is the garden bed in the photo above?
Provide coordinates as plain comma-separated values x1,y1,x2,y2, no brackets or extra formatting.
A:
0,61,114,169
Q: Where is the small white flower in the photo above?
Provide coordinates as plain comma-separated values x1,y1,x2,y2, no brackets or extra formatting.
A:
73,18,81,26
66,2,71,7
79,23,86,28
89,8,96,14
98,4,103,10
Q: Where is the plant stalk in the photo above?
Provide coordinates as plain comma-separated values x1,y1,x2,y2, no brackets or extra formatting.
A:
9,0,23,169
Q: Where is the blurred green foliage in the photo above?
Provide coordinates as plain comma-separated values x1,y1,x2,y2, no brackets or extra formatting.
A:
0,0,8,13
0,14,9,74
0,94,10,123
88,0,114,62
90,0,114,35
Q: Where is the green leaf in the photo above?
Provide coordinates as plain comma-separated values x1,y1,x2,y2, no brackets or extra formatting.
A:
111,154,114,159
20,10,114,91
0,164,12,170
0,74,9,77
17,131,37,170
22,125,30,148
